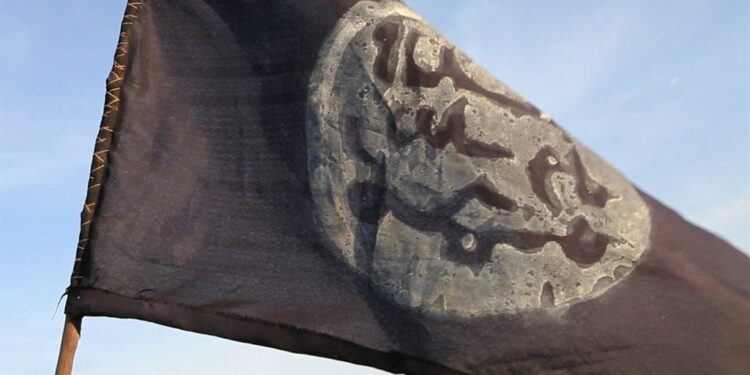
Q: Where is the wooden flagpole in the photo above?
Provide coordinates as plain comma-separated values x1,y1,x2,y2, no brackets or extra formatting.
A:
54,2,140,374
54,315,82,375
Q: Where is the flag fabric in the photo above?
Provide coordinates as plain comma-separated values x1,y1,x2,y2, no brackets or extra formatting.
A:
66,0,750,373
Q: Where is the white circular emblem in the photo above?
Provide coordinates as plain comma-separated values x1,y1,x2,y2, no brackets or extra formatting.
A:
307,1,651,317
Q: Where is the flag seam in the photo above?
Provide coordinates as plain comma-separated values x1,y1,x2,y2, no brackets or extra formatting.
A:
70,0,143,287
66,286,468,375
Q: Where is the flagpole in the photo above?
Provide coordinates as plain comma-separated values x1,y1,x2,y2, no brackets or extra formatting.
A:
55,315,82,375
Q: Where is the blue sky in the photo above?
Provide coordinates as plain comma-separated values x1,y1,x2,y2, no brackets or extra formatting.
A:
0,1,747,374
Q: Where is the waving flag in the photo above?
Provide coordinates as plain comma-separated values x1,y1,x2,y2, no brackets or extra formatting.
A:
63,0,750,373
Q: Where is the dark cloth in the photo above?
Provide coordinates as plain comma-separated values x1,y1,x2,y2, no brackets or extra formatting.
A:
66,1,750,373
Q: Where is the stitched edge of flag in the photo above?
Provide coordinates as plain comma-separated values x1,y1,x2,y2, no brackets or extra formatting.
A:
70,0,143,287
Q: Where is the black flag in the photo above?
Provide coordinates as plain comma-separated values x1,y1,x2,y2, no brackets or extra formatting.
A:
66,0,750,373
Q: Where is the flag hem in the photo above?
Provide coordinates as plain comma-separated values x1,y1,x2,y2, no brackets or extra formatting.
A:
65,287,467,375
